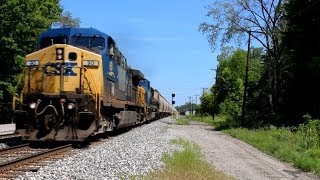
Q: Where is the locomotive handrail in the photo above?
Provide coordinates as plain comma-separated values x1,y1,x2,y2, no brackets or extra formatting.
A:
83,67,99,110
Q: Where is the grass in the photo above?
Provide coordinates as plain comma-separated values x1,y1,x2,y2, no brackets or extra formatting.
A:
189,115,215,125
187,115,320,175
172,113,177,119
175,117,190,125
144,138,233,180
189,115,227,129
224,127,320,175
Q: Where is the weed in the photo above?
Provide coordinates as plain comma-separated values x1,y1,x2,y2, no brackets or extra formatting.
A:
144,138,233,180
175,118,190,125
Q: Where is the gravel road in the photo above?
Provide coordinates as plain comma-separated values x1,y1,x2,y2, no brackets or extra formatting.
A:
17,117,319,180
169,119,319,180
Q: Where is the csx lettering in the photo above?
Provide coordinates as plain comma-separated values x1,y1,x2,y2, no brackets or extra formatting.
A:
44,62,77,76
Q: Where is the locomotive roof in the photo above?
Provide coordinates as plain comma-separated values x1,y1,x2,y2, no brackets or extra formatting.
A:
38,28,111,42
129,69,145,80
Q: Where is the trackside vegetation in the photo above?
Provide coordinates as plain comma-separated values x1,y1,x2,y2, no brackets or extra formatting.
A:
190,115,320,175
224,120,320,175
144,138,233,180
187,2,320,173
175,117,190,125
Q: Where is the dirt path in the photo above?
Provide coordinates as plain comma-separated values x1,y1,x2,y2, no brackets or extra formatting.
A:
165,119,319,180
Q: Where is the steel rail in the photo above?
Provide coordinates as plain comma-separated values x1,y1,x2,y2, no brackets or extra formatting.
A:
0,143,29,154
0,144,72,173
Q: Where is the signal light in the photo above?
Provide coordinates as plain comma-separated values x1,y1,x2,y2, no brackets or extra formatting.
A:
172,93,175,105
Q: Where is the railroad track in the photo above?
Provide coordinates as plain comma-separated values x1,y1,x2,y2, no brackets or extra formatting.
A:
0,144,74,179
0,134,21,141
0,124,131,179
0,134,22,146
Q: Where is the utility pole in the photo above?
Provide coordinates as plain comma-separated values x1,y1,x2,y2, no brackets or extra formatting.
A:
210,68,217,84
241,30,251,127
201,88,208,117
191,96,193,115
194,94,199,115
188,96,192,115
194,94,199,105
202,88,208,95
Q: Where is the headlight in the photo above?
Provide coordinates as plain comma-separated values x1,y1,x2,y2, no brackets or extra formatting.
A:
83,60,99,67
29,102,36,109
57,49,63,54
56,48,64,60
67,103,75,110
26,60,40,67
57,55,63,59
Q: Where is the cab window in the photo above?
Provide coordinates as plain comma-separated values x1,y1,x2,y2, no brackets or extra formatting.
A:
39,36,68,49
107,39,126,69
71,36,105,53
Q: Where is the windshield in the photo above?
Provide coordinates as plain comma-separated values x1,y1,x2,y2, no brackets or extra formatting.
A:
39,36,68,49
71,36,105,53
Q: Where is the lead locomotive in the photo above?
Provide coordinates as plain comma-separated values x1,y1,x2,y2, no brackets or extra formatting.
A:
14,28,176,141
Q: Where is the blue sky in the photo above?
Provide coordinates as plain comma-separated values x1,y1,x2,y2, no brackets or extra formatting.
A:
61,0,217,106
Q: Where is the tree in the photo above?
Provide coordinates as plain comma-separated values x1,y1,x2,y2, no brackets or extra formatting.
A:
0,0,62,120
194,104,201,115
213,49,246,125
175,103,197,114
200,91,214,116
212,48,264,127
200,0,286,117
53,10,81,28
282,0,320,123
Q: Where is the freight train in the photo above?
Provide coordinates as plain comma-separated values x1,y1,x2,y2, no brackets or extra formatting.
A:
13,28,177,141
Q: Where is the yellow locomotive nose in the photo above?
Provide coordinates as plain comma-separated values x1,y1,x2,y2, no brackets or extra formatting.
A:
16,43,104,141
24,44,102,95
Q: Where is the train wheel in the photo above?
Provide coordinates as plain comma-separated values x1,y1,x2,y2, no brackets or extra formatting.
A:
106,118,116,132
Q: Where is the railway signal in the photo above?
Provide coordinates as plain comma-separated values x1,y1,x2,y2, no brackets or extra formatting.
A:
172,93,175,105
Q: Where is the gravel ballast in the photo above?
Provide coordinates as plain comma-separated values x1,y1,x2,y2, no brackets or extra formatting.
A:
0,143,8,149
17,117,319,180
18,118,177,179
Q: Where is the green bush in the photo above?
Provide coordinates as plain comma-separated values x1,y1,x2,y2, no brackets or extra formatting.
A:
297,120,320,149
219,100,241,127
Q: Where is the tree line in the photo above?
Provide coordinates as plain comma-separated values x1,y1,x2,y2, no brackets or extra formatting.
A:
199,0,320,127
0,0,80,122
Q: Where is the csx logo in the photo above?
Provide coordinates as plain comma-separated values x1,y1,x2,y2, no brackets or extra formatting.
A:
44,62,77,76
